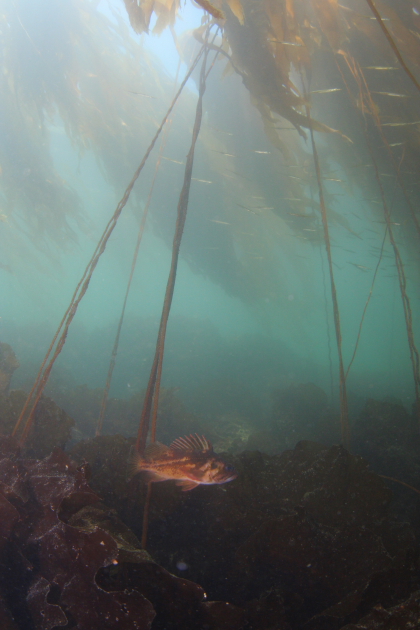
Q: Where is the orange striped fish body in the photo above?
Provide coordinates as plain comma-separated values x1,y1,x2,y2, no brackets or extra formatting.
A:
132,434,237,491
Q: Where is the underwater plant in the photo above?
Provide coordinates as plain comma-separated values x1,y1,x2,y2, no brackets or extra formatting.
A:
120,0,420,440
0,0,419,565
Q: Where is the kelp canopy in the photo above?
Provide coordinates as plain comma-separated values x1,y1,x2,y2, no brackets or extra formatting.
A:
0,0,186,278
0,0,419,420
122,0,420,416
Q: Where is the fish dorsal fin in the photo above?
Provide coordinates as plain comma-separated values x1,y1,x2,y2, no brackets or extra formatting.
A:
170,434,213,453
144,441,171,460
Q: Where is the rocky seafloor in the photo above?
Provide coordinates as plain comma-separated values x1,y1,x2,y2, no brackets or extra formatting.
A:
0,383,420,630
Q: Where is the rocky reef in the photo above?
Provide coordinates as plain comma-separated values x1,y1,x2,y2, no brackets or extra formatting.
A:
0,390,74,459
351,397,420,536
245,382,340,455
70,436,420,630
2,423,419,629
1,369,420,629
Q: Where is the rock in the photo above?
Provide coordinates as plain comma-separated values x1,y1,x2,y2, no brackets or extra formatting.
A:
246,429,286,455
0,391,74,459
353,398,415,454
69,436,418,629
339,590,420,630
0,595,20,630
0,435,244,630
352,398,420,534
271,383,339,448
199,601,245,630
245,589,292,630
70,434,187,532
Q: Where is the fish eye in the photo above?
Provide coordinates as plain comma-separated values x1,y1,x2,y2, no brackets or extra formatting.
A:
225,464,235,472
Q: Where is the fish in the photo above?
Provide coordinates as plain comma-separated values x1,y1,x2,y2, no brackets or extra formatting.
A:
128,90,157,98
209,126,233,136
372,92,409,98
269,40,304,47
211,150,236,157
130,434,237,491
162,156,184,165
349,262,370,271
310,88,341,94
236,204,259,214
363,66,398,70
382,121,420,127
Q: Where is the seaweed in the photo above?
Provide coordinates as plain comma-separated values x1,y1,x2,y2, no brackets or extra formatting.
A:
0,434,244,630
12,42,207,449
68,433,420,629
9,443,156,629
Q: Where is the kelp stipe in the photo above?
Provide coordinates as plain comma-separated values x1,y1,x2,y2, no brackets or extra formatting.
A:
336,54,420,428
12,44,206,448
302,83,350,448
135,33,214,548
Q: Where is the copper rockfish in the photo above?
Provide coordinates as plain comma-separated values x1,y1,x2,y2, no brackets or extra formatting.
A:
132,434,237,491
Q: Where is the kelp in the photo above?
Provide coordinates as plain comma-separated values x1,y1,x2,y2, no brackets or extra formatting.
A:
3,0,420,311
0,0,178,258
12,42,206,448
2,0,420,461
136,36,213,549
304,93,350,446
333,52,420,424
120,0,420,349
122,0,420,227
0,434,241,630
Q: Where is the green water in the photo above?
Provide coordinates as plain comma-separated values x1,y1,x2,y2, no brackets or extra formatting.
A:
0,0,419,437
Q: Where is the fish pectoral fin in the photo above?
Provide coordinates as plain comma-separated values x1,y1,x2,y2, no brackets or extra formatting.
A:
142,471,168,483
126,445,142,481
175,479,200,492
